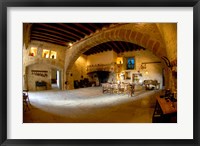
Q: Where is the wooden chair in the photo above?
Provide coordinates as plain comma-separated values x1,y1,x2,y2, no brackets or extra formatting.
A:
102,83,113,94
127,84,135,97
112,83,119,94
102,83,108,93
23,90,31,112
123,83,129,94
118,83,126,94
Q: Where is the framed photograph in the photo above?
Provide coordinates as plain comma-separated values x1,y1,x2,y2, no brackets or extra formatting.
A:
0,0,199,145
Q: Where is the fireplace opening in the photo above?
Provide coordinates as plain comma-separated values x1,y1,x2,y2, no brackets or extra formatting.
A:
88,71,110,86
96,71,110,84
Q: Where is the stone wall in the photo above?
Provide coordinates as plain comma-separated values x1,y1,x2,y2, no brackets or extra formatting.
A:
27,64,52,91
156,23,177,61
23,40,66,68
67,55,88,90
51,69,57,81
156,23,177,91
23,41,66,90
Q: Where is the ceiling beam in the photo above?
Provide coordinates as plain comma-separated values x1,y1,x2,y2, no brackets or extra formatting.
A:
118,41,126,52
111,41,121,53
31,37,66,46
96,46,105,52
33,27,78,42
35,24,81,40
88,23,99,30
58,23,88,36
74,23,94,34
32,30,73,42
31,34,66,43
98,44,108,52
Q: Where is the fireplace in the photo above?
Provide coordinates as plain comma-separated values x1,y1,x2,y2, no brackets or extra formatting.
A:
96,71,110,84
88,71,110,85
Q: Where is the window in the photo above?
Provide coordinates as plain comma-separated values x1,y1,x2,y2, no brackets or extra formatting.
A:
42,49,50,58
50,51,57,59
127,57,135,70
29,47,37,57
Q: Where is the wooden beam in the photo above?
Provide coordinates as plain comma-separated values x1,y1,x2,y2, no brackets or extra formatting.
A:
32,30,73,42
74,23,94,34
111,41,121,53
58,23,88,36
31,37,66,46
118,41,126,52
96,45,105,52
35,24,81,40
31,34,66,43
105,42,119,53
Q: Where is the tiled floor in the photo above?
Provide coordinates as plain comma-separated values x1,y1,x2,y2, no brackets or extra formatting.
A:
23,87,161,123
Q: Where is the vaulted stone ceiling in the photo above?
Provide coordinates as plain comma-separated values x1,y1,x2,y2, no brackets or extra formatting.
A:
30,23,145,55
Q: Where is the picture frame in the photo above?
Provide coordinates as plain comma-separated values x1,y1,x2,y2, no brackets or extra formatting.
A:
0,0,199,145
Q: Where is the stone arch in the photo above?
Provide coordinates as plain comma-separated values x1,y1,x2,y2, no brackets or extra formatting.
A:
64,23,167,81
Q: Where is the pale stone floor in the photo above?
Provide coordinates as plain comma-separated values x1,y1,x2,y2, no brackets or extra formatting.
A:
23,87,161,123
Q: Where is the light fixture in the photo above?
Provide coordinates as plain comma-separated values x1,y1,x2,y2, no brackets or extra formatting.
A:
68,42,73,47
140,64,146,69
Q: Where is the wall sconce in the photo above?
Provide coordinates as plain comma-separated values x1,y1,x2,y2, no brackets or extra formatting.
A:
140,64,146,69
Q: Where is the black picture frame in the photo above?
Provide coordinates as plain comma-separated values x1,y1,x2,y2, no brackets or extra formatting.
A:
126,57,135,70
0,0,199,145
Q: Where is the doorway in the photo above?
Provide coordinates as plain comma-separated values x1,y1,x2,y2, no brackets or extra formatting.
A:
51,69,61,90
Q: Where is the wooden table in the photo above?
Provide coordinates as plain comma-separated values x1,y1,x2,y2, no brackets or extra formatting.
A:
156,96,177,114
153,96,177,123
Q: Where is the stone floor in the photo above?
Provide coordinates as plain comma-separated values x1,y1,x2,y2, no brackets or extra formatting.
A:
23,87,161,123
